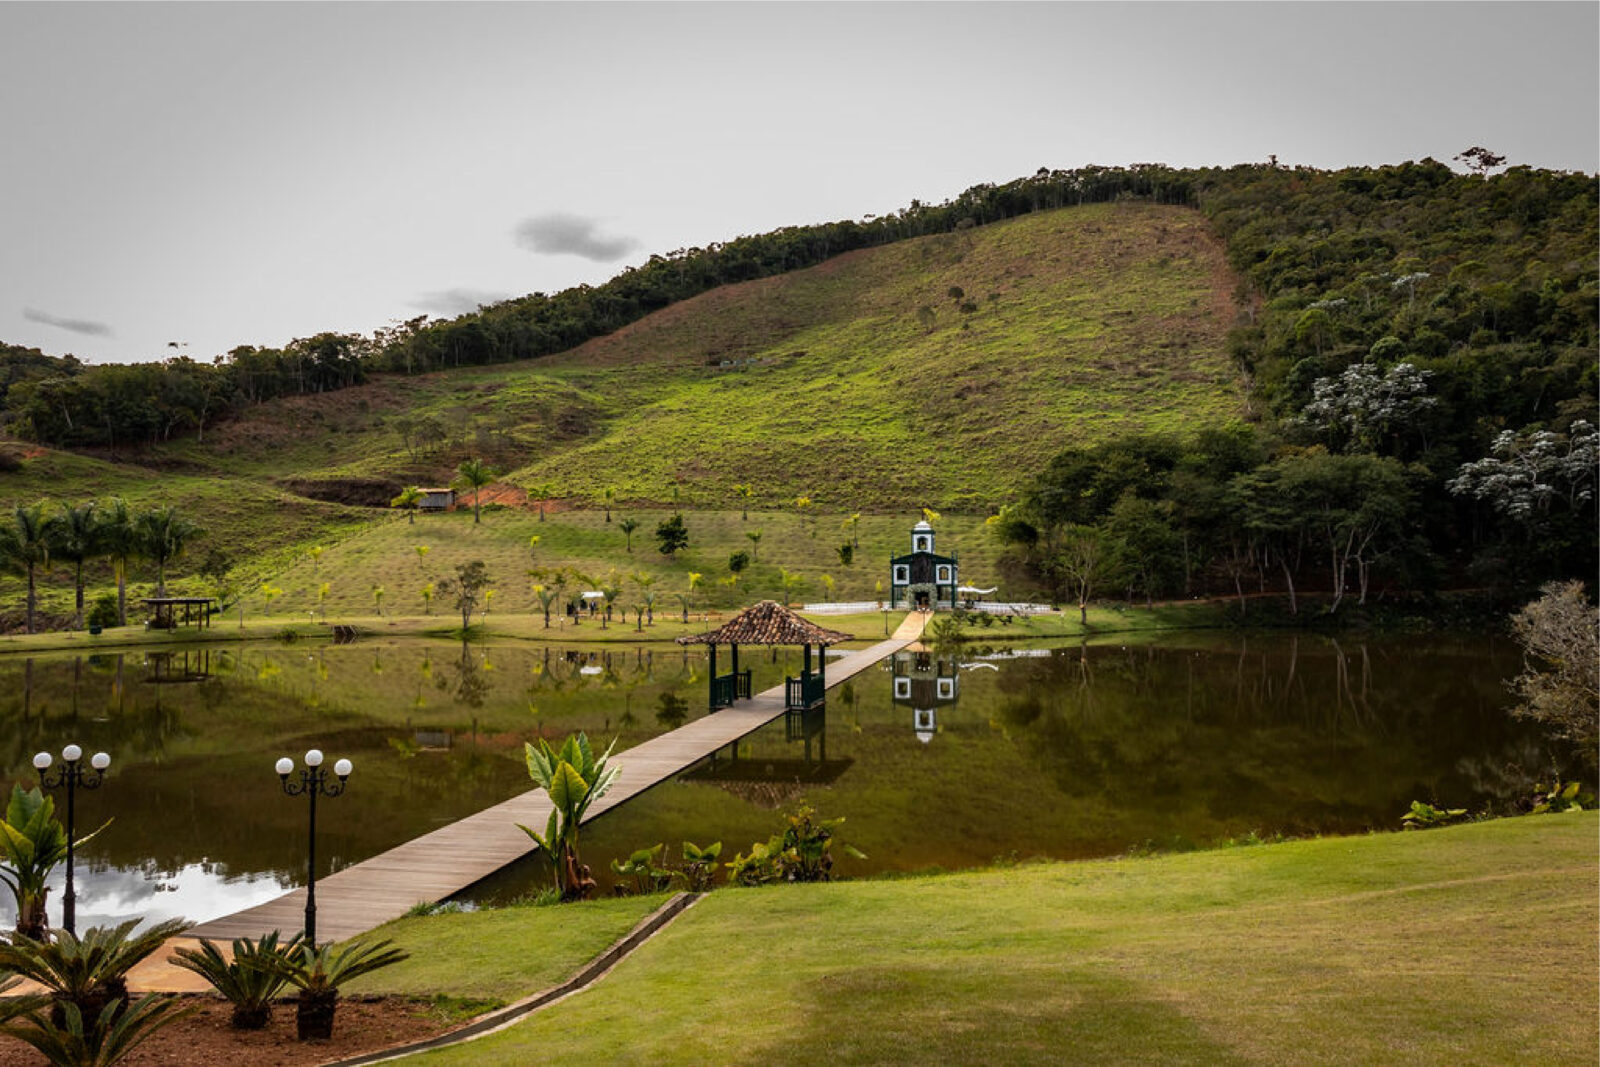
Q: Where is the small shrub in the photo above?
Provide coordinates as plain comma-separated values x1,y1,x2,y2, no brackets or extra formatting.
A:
610,845,671,896
671,841,722,893
1400,800,1469,830
1527,779,1589,814
86,594,118,631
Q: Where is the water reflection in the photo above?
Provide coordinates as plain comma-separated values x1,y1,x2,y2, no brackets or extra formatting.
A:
0,641,760,927
0,635,1584,922
482,633,1582,902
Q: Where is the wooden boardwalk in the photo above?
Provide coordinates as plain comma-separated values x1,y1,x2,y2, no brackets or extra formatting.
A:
186,613,929,944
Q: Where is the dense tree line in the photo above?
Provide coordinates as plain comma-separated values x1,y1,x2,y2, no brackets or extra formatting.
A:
996,412,1595,615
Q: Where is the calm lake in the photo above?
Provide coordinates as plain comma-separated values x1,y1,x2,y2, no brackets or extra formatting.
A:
0,632,1577,926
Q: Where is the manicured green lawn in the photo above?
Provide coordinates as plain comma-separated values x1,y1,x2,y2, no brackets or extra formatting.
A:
342,894,671,1004
394,815,1596,1064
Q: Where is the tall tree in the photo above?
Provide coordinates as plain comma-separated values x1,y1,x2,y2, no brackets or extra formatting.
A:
0,504,51,634
47,501,100,629
454,458,495,524
98,498,140,626
137,506,202,598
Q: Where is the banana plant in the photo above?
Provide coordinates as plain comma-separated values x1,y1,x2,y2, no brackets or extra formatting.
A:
517,733,620,901
0,785,107,940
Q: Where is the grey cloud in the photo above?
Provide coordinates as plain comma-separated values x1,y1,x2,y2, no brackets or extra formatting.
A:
23,307,113,337
513,213,640,262
409,288,512,316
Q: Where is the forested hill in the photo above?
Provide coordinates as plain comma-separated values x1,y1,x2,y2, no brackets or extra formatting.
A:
3,160,1594,459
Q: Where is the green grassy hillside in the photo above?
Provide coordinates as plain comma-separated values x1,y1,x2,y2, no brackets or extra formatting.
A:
148,199,1241,511
3,200,1242,624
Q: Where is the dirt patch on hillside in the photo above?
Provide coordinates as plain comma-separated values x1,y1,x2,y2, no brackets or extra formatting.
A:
277,477,397,508
0,995,463,1066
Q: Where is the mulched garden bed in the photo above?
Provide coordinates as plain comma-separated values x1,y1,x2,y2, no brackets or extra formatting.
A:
0,995,469,1066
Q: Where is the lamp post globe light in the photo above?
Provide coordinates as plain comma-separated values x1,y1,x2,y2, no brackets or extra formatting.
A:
33,745,111,936
276,748,352,945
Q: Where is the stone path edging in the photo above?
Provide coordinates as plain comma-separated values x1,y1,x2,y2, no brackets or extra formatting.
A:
324,891,701,1065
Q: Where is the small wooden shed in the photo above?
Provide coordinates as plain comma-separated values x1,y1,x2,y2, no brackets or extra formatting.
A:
417,488,456,511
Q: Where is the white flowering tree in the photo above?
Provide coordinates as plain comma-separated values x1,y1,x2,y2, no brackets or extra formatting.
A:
1447,421,1597,525
1299,361,1436,453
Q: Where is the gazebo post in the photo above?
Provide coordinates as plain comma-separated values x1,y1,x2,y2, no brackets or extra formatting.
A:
708,643,718,712
819,644,827,689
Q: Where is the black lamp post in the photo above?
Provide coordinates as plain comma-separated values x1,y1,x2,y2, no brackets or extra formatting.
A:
33,744,110,936
275,749,351,946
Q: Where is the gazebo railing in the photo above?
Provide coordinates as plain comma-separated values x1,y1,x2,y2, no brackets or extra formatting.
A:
785,672,825,711
711,670,752,710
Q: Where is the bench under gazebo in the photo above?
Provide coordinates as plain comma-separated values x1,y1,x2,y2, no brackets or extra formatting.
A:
676,599,854,713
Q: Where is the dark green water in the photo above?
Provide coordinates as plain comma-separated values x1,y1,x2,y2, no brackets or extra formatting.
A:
0,633,1575,926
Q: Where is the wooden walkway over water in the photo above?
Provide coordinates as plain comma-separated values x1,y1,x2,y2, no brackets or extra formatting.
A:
185,613,929,944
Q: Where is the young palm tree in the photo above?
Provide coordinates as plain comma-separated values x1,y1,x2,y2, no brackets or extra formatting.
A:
97,499,139,627
136,507,202,598
454,459,494,523
0,504,52,634
601,486,616,522
528,481,558,522
618,517,639,552
47,502,100,630
268,938,408,1041
390,485,423,524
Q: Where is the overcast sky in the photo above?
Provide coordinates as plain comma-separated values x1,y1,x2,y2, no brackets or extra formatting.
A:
3,1,1595,365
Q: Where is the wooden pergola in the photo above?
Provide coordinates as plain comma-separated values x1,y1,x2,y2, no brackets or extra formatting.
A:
141,597,218,630
676,600,853,713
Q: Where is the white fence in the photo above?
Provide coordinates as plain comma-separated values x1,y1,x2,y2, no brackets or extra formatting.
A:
970,602,1055,615
800,601,881,615
801,601,1055,616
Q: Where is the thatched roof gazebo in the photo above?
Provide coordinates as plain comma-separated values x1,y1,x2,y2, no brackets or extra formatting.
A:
677,600,853,712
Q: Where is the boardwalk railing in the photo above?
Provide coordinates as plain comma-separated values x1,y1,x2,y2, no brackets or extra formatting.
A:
785,672,826,710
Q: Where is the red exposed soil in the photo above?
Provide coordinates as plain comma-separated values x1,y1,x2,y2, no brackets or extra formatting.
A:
0,996,463,1066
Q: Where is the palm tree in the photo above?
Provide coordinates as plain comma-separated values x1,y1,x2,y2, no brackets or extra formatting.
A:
745,529,762,562
619,517,639,552
683,572,703,622
47,502,99,630
0,504,52,634
390,486,423,524
601,486,616,523
842,512,862,549
732,483,754,521
528,481,559,522
97,499,139,627
631,571,657,624
454,459,495,524
136,506,202,597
